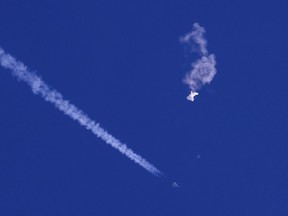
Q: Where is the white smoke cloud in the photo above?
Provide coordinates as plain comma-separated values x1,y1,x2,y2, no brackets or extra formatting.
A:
180,22,208,56
183,54,216,91
0,47,162,177
180,23,217,101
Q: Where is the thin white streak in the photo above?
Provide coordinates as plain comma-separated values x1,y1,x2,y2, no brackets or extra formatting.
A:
0,47,162,176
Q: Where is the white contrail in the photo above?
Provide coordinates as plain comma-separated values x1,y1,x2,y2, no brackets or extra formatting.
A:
180,23,217,102
0,47,162,176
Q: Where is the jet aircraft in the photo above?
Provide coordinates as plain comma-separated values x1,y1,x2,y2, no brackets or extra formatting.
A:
172,182,180,188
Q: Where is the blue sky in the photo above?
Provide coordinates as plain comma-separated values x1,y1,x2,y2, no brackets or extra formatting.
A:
1,1,288,215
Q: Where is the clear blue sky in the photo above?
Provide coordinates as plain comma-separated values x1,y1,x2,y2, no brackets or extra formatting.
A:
1,1,288,215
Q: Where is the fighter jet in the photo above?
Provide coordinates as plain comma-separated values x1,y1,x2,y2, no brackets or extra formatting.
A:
172,182,180,188
187,91,199,102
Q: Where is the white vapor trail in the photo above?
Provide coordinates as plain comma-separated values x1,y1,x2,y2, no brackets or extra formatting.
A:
180,23,217,101
0,47,162,176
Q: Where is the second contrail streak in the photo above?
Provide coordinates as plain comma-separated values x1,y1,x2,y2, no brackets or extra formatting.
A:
0,47,162,176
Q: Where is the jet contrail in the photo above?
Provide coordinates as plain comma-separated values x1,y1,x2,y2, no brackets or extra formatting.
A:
0,47,162,176
180,23,217,102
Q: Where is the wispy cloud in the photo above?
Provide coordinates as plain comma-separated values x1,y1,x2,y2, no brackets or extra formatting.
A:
0,47,162,176
180,23,217,101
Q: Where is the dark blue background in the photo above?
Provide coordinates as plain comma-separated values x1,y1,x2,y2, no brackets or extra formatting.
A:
1,1,288,215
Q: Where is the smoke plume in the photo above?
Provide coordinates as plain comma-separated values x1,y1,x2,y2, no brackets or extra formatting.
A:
180,23,217,101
